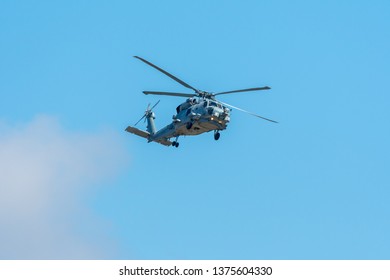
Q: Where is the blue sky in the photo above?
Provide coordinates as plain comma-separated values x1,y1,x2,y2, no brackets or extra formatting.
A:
1,0,389,259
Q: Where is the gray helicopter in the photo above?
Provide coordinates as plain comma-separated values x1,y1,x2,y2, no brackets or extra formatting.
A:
125,56,277,147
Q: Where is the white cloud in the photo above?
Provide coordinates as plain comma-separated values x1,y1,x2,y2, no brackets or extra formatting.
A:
0,116,128,259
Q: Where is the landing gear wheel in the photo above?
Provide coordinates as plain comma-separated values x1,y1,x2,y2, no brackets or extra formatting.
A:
186,122,193,130
214,131,220,141
172,141,179,148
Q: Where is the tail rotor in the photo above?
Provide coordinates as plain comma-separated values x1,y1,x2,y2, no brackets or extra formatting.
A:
134,100,160,126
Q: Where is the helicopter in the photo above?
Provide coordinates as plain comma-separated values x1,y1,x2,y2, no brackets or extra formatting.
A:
125,56,277,148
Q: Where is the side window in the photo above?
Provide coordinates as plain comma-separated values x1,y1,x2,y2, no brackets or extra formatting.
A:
203,101,207,107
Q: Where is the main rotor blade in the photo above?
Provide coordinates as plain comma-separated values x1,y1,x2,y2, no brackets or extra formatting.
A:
134,56,199,93
214,86,271,96
219,100,278,123
143,91,195,98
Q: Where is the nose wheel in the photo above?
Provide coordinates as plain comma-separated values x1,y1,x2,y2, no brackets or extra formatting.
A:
214,131,220,141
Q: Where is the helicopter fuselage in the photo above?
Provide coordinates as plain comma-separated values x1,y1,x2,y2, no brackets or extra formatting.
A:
149,98,230,141
125,98,231,147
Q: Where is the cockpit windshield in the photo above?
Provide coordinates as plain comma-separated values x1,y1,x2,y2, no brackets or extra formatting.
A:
209,101,222,108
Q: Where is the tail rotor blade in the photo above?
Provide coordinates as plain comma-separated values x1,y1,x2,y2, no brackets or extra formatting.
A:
135,115,146,126
150,100,160,111
219,100,278,123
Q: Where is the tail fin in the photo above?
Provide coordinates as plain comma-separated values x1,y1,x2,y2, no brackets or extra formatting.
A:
145,111,156,135
134,101,160,135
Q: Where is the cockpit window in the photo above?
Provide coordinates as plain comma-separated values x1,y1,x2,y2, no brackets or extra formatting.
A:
209,101,222,108
203,101,208,107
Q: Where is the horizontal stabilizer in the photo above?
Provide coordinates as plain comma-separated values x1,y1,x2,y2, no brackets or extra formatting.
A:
125,126,172,147
125,126,150,139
